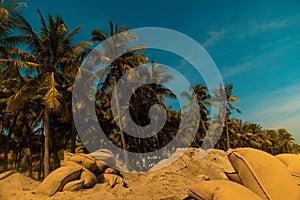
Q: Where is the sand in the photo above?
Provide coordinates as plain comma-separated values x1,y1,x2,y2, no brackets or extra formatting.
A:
0,148,232,200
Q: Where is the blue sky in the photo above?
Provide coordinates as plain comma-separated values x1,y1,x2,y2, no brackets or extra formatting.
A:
22,0,300,142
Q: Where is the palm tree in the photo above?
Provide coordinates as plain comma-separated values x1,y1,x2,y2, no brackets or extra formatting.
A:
91,20,147,166
267,129,281,155
10,10,90,177
181,83,210,147
127,62,176,152
277,128,295,153
213,83,241,150
59,43,90,154
227,118,243,148
241,122,264,149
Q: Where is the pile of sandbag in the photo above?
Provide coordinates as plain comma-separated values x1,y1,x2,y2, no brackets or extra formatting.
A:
188,148,300,200
37,149,126,196
275,153,300,186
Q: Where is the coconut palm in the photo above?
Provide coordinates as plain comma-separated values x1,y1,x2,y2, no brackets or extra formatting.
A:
7,10,91,177
181,83,211,147
227,118,243,148
224,83,241,149
240,122,263,148
213,83,241,150
267,129,281,155
127,62,176,152
277,128,295,153
91,20,147,166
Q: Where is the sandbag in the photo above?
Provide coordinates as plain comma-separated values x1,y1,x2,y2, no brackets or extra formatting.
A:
188,180,263,200
37,166,82,196
90,149,115,167
275,154,300,175
0,170,17,180
292,173,300,186
69,154,97,172
95,160,107,175
223,168,242,184
228,148,300,200
276,154,300,186
80,168,97,188
104,167,118,175
60,161,97,188
62,180,84,191
60,160,79,167
63,151,74,161
97,173,124,187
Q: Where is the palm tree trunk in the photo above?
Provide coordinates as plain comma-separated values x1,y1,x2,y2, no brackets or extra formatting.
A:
71,120,76,153
16,141,23,170
149,98,161,150
0,114,3,137
134,138,140,153
200,119,207,135
4,113,18,171
132,109,148,153
44,106,50,177
0,115,3,159
38,132,44,179
4,131,12,171
226,120,230,150
154,135,161,150
52,151,60,170
113,77,128,168
29,131,33,178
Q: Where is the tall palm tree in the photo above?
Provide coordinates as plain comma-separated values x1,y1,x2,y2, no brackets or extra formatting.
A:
92,20,147,166
213,83,241,150
181,83,210,147
241,122,264,149
277,128,294,153
224,83,241,150
9,10,90,177
267,129,281,155
59,43,90,154
127,62,175,152
227,118,243,148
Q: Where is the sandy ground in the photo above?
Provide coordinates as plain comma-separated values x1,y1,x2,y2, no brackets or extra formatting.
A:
0,148,233,200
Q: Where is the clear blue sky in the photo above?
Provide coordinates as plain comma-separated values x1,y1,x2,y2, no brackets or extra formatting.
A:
22,0,300,143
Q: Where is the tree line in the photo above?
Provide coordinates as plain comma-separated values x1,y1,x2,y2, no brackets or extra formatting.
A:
0,0,299,178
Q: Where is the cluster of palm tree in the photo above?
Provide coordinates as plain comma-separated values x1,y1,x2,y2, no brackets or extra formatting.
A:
214,119,299,154
0,0,299,177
